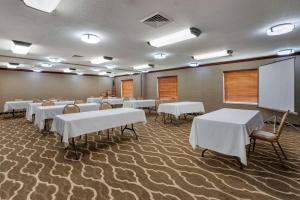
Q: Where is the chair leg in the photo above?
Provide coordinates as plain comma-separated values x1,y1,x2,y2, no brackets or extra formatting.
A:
277,141,288,160
271,142,284,165
61,136,63,143
252,139,256,152
107,129,109,140
85,134,88,145
247,140,252,158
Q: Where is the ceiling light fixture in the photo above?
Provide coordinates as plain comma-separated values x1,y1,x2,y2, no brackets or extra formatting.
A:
33,69,42,72
148,27,201,47
189,62,199,67
7,63,19,69
193,50,233,60
48,57,62,63
277,49,294,56
77,72,84,75
105,64,117,69
153,52,167,59
63,68,72,73
127,72,134,75
267,23,295,36
141,70,149,73
90,56,113,64
22,0,62,13
81,34,100,44
133,64,154,70
98,71,108,76
91,68,101,72
11,40,32,55
40,63,52,68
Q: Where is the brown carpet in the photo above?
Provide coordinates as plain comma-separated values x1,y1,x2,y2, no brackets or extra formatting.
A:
0,114,300,200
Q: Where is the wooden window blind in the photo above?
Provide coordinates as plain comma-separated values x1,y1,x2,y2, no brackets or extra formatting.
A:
224,69,258,104
158,76,178,99
122,79,133,97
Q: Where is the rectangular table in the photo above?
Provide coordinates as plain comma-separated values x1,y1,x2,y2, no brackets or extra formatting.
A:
4,100,33,112
123,99,155,109
86,98,102,103
189,108,264,167
26,101,75,122
158,101,205,117
102,98,123,105
34,103,99,130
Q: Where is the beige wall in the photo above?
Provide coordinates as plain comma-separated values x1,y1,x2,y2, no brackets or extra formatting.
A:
115,56,300,123
0,70,113,112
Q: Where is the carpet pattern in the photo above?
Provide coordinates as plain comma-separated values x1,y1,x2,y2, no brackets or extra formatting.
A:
0,114,300,200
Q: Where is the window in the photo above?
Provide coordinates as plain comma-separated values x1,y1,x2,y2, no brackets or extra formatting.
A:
223,69,258,104
158,76,178,99
121,79,133,97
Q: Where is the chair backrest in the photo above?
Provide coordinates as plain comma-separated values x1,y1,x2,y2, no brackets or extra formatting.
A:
33,99,42,103
123,97,129,101
107,90,112,96
276,111,289,138
100,103,112,110
41,101,55,106
74,100,84,104
101,92,107,97
137,97,143,100
63,104,80,114
14,99,23,101
49,98,56,101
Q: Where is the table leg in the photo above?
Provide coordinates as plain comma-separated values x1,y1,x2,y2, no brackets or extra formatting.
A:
72,138,79,160
121,124,138,139
12,109,15,117
235,157,244,169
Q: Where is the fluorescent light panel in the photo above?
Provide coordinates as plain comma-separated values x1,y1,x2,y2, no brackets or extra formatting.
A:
153,52,167,59
40,63,52,68
133,64,151,70
267,23,295,36
22,0,62,13
7,63,19,69
193,50,233,60
98,71,107,75
48,57,62,63
11,40,32,55
148,27,201,47
91,56,113,64
277,49,294,56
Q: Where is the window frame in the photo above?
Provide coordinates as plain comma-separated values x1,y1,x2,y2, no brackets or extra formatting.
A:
121,79,134,97
157,75,178,99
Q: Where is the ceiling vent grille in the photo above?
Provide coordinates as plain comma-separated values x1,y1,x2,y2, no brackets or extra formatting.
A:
141,12,173,28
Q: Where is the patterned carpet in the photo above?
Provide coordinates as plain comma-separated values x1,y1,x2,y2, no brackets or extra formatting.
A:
1,114,300,200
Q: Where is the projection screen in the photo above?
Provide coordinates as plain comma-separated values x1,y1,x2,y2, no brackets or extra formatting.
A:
258,58,295,112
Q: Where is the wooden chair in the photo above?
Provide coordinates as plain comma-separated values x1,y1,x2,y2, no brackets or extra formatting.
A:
74,99,85,104
63,104,80,114
248,111,289,165
137,97,144,100
153,99,161,121
107,90,112,96
33,99,42,103
41,101,55,106
49,98,56,101
100,103,112,110
101,92,107,97
123,97,130,101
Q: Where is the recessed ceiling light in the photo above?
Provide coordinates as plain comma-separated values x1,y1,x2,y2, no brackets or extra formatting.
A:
133,64,153,70
193,50,233,60
22,0,62,13
148,27,201,47
127,72,134,75
11,40,32,55
91,56,113,64
81,34,100,44
141,70,149,73
277,49,294,56
40,63,52,68
267,23,295,36
189,62,199,67
48,57,62,63
105,64,116,69
7,63,19,69
109,74,115,78
63,68,72,73
153,52,167,59
77,72,84,75
32,68,42,72
91,68,101,72
98,71,107,75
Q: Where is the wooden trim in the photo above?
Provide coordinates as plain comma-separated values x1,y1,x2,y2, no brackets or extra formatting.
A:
115,52,300,77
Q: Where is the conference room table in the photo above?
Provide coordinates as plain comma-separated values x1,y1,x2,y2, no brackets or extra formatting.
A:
123,99,155,109
86,97,102,103
157,101,205,124
26,101,75,122
51,108,147,159
4,100,33,112
189,108,264,168
102,98,123,105
34,103,99,130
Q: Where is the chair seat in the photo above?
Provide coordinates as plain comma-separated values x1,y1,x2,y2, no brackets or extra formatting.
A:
251,130,277,141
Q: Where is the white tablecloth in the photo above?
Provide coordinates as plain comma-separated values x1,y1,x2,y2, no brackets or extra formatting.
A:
157,101,205,117
26,101,75,121
51,108,147,144
4,101,33,112
123,100,155,108
86,98,102,103
34,103,99,130
189,108,264,165
102,98,123,105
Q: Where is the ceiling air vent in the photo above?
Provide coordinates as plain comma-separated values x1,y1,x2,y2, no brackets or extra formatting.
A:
141,12,173,28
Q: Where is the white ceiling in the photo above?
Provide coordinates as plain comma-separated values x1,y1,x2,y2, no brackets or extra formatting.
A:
0,0,299,75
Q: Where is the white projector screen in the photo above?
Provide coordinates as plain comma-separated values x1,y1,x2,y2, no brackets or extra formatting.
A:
259,58,295,112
